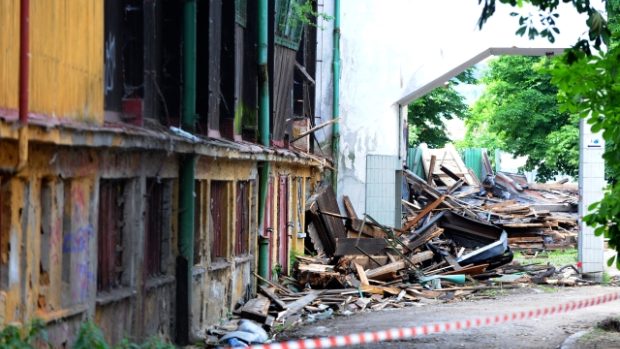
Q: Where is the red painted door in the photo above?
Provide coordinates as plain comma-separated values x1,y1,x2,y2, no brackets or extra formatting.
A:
278,176,289,275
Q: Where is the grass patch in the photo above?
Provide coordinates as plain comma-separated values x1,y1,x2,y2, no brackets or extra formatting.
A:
537,285,559,293
513,248,578,267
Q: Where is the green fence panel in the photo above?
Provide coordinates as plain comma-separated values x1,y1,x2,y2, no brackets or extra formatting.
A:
406,147,425,179
462,148,483,182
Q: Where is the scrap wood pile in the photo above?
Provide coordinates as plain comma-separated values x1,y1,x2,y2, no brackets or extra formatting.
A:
408,144,579,253
205,146,583,347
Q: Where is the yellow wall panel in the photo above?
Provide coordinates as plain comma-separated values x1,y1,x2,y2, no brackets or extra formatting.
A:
0,0,103,124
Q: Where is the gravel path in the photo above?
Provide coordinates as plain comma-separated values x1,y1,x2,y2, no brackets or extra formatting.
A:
282,286,620,348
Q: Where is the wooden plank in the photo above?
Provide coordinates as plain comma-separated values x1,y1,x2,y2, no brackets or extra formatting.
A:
440,164,462,182
282,291,320,319
403,170,480,220
259,285,287,311
315,186,347,240
272,46,298,142
407,227,444,251
343,195,358,219
402,196,446,231
335,238,388,256
348,219,386,239
240,296,271,322
365,251,434,279
427,155,436,186
441,263,488,276
443,254,462,271
207,0,222,135
360,285,401,295
354,262,369,286
502,223,546,228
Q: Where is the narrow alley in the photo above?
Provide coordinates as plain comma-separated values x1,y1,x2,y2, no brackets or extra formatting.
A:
0,0,617,348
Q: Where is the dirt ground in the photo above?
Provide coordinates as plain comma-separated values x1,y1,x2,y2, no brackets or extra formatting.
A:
281,286,620,349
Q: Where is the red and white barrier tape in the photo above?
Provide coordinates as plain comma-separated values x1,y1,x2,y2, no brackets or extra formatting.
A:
227,291,620,349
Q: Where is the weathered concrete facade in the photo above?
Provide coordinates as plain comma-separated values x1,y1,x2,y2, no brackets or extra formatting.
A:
0,0,323,345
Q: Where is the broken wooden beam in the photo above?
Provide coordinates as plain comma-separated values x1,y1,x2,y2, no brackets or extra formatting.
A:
402,195,446,231
354,262,370,286
240,295,271,323
427,155,436,186
343,195,358,219
365,250,434,279
258,285,287,311
281,291,321,319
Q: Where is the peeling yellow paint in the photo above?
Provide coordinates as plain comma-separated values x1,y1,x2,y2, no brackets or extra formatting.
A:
0,0,104,123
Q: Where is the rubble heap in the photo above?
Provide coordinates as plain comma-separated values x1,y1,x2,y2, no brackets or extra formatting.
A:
208,147,584,347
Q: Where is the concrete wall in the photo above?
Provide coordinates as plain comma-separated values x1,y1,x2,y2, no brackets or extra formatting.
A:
315,0,595,217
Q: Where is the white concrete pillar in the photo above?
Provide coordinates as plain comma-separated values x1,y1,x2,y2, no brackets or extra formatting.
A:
578,118,606,278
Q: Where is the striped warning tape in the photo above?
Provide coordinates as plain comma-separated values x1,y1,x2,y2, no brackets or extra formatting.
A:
225,291,620,349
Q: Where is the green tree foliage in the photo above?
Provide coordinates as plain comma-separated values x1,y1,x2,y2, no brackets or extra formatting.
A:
462,56,578,180
408,69,476,148
478,0,620,265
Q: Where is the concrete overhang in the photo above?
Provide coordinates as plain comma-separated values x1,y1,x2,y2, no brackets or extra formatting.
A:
397,46,567,106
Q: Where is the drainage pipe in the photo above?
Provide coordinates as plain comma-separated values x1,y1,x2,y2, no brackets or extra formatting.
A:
257,0,271,281
176,0,197,344
17,0,30,172
331,0,341,192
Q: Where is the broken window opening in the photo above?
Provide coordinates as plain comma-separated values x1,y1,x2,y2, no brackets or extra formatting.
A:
275,0,305,50
104,0,145,123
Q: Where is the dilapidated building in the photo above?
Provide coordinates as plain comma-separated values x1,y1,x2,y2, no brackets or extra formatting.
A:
0,0,327,345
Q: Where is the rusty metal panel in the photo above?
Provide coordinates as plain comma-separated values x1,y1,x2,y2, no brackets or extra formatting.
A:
97,180,125,292
145,179,164,276
210,181,226,259
235,181,250,255
278,176,289,274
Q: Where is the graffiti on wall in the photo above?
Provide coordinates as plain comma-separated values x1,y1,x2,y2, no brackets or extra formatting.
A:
104,33,116,95
62,225,94,254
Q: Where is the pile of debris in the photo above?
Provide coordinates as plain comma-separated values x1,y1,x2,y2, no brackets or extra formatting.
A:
206,147,583,347
406,144,579,252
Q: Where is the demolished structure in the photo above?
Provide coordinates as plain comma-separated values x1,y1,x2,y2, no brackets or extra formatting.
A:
208,145,584,347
